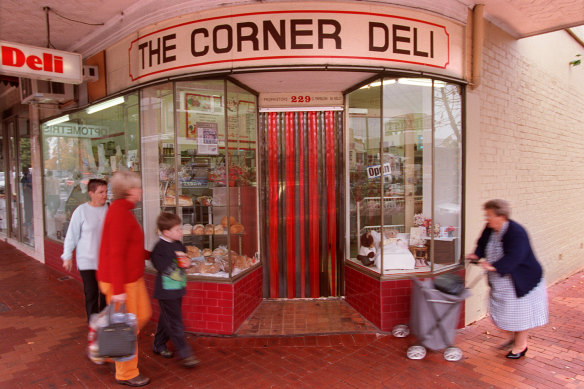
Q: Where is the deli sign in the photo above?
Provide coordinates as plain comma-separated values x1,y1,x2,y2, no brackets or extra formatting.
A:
0,41,82,84
129,7,454,82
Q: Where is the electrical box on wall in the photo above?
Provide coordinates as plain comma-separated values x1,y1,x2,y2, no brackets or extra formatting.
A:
19,78,74,104
83,65,99,82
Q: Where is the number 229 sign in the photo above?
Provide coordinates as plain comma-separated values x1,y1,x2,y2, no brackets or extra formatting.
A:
259,92,343,108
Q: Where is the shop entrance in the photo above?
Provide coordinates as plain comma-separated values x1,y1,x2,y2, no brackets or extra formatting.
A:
259,110,344,298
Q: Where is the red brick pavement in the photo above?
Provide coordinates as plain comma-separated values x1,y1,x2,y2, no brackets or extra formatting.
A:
1,240,583,388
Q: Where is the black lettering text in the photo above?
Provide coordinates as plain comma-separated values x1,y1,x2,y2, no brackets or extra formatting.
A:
162,34,177,63
413,28,428,57
237,22,259,51
369,22,389,52
291,19,313,49
318,20,341,49
263,20,286,50
191,28,209,57
393,24,410,55
213,24,233,54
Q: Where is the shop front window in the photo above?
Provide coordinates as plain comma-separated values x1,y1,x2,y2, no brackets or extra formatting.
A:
348,78,462,274
42,93,140,241
1,117,33,246
0,130,5,235
141,79,259,279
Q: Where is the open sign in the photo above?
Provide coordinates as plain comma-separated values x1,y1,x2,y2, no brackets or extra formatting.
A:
367,163,392,179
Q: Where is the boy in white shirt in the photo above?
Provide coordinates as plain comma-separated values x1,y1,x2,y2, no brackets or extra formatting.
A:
61,178,108,321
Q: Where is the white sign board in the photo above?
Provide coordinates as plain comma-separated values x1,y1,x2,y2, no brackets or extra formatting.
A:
0,40,83,84
367,163,392,179
125,3,462,83
259,92,343,108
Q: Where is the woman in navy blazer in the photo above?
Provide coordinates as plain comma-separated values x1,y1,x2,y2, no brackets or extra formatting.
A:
467,199,548,359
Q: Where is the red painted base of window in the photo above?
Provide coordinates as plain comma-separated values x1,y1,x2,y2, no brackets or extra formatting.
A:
44,238,82,282
345,266,466,332
145,266,262,335
46,238,262,335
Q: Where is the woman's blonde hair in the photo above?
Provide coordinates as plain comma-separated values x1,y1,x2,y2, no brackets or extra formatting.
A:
110,170,141,200
483,199,511,219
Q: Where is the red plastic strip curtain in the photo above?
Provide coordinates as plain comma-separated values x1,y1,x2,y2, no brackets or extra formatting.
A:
325,111,336,296
308,111,320,298
285,112,296,298
298,112,306,298
268,112,279,298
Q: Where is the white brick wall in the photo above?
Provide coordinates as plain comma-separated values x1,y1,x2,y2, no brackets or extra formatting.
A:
465,22,584,324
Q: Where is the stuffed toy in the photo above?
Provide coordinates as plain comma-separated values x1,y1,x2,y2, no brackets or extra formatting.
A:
357,231,376,266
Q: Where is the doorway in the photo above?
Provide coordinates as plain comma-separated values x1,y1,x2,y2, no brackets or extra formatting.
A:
1,116,33,247
259,110,344,298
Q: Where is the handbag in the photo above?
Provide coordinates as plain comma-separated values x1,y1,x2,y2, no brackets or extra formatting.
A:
433,273,465,296
97,303,137,359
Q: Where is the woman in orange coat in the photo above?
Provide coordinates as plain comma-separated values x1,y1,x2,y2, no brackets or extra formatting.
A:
98,170,151,387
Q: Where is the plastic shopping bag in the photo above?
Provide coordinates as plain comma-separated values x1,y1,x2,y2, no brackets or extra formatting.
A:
88,308,108,364
89,303,137,362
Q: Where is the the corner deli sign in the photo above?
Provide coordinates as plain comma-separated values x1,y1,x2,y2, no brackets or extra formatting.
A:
0,41,82,84
129,8,450,81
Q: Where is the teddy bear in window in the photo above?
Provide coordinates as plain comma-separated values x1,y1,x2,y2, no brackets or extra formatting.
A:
357,231,377,266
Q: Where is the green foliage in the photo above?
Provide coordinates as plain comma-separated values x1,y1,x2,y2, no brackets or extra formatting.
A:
570,54,582,67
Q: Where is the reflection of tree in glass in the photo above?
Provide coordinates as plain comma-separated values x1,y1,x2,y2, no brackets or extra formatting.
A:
434,84,462,145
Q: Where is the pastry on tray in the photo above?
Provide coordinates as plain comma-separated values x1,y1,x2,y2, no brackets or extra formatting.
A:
221,216,236,227
204,224,214,235
178,195,193,206
186,245,200,257
192,224,205,235
230,223,244,234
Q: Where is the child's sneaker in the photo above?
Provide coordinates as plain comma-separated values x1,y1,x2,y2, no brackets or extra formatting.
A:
181,355,200,368
153,348,174,358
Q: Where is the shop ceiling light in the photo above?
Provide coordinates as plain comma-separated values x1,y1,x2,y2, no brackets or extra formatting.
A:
360,79,396,89
398,78,446,88
44,114,70,126
86,96,125,114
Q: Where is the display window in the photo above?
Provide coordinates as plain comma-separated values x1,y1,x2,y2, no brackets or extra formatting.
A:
42,93,140,241
1,116,34,246
0,130,5,235
347,78,462,275
141,79,259,280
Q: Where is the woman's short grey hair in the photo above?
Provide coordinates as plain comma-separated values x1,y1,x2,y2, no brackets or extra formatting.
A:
110,170,141,200
483,199,511,219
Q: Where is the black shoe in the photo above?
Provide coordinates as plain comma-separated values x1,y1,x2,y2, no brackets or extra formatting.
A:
116,374,150,387
506,347,527,359
153,348,173,358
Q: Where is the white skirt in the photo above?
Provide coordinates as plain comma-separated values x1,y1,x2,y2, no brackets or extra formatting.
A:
488,273,549,332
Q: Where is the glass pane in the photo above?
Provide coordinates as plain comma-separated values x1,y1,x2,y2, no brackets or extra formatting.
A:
382,78,432,272
432,81,462,265
0,130,6,234
226,81,258,275
19,131,34,247
175,79,230,277
8,121,19,240
42,93,140,241
141,82,174,249
347,79,382,269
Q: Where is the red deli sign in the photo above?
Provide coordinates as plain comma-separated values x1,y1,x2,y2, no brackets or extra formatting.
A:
0,41,82,84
